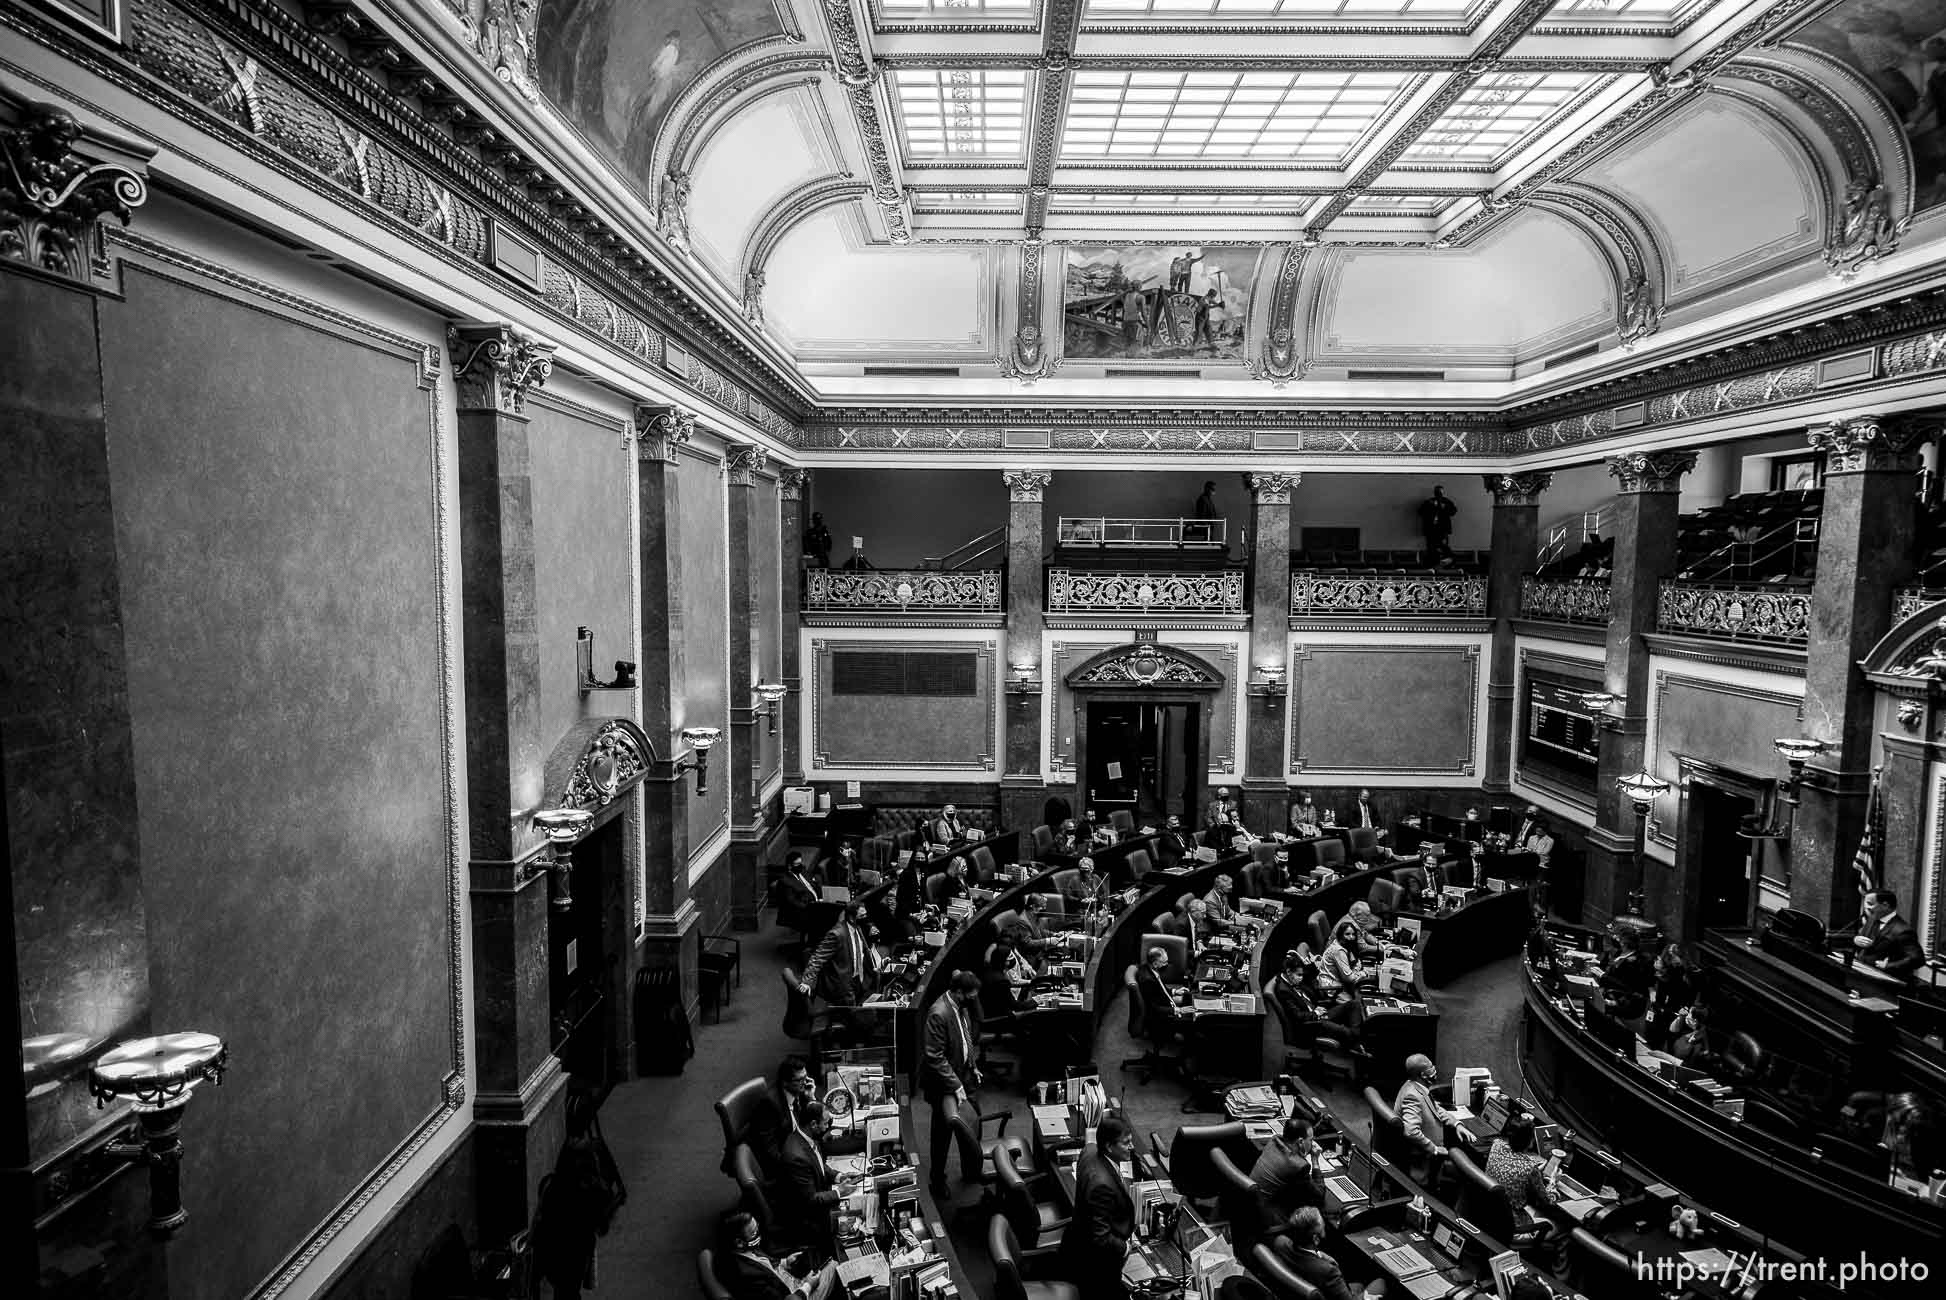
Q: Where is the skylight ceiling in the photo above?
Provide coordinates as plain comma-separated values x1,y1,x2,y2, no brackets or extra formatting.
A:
893,69,1030,158
1061,70,1418,163
1083,0,1486,20
1400,72,1609,167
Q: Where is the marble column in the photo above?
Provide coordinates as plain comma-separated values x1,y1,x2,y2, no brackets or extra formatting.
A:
1002,470,1051,830
0,105,156,1289
779,468,810,784
631,405,699,1014
1482,474,1552,792
1243,472,1298,832
1585,451,1696,935
724,444,768,931
450,321,568,1240
1792,415,1929,924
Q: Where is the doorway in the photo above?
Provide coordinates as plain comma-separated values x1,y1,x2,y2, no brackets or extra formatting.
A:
1692,784,1759,932
550,814,629,1103
1083,701,1200,825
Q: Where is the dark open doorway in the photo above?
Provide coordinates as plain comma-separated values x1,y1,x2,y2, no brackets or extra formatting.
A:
1084,701,1200,825
551,815,629,1103
1693,783,1758,932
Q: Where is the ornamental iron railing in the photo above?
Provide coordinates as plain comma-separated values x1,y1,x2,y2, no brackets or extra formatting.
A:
803,568,1003,612
1896,586,1945,624
1656,580,1810,646
1046,568,1246,615
1290,571,1487,616
1519,577,1612,625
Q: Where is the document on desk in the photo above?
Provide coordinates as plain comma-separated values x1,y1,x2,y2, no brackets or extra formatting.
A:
1558,1197,1603,1221
1191,996,1227,1014
1032,1104,1071,1136
1122,1252,1158,1284
1374,1245,1439,1279
1401,1273,1456,1300
838,1255,891,1289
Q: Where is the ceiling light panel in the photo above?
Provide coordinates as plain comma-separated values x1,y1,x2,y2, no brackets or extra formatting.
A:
1399,72,1603,166
1345,194,1458,215
912,191,1024,211
1084,0,1483,19
1051,192,1313,210
894,69,1029,158
1062,70,1414,164
879,0,1035,14
1542,0,1705,24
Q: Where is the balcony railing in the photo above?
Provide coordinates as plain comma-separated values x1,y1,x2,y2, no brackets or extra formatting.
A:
1046,568,1246,615
1290,571,1486,616
803,568,1003,612
1896,585,1945,624
1519,577,1612,625
1056,516,1228,550
1657,580,1810,646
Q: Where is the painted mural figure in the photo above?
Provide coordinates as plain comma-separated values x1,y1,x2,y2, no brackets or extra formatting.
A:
1063,245,1255,363
1796,0,1946,211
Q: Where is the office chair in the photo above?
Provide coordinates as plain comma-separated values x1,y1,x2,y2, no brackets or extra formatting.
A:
1050,869,1080,899
1449,1148,1562,1262
1313,839,1348,873
947,1107,1027,1184
1722,1031,1765,1083
779,967,830,1060
694,1249,733,1300
1209,1147,1263,1252
1269,992,1358,1083
1168,1121,1258,1220
1366,877,1403,924
971,845,998,882
994,1142,1071,1252
925,872,952,907
713,1077,772,1176
990,1215,1079,1300
1391,865,1429,900
1110,809,1136,836
1306,910,1332,955
1125,848,1154,881
1568,1226,1656,1300
1120,963,1181,1082
1031,825,1055,860
1251,1242,1324,1300
729,1144,775,1236
1142,932,1190,982
1348,827,1382,863
1241,862,1270,898
1363,1087,1416,1169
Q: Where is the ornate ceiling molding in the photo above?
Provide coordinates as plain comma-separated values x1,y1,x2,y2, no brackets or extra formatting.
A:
447,320,555,414
0,94,152,284
821,0,911,244
651,47,834,208
1606,448,1698,494
998,238,1054,383
1525,181,1667,348
742,174,871,284
1249,242,1310,386
1022,0,1084,238
1484,472,1553,508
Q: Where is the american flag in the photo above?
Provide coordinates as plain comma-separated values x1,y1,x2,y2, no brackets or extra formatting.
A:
1852,766,1884,897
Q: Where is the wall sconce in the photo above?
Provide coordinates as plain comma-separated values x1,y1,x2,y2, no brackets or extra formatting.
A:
676,726,721,795
1255,663,1288,695
576,626,637,696
1579,690,1623,730
1616,769,1673,917
532,806,594,911
1773,736,1828,806
752,682,789,736
88,1031,229,1235
1008,661,1042,693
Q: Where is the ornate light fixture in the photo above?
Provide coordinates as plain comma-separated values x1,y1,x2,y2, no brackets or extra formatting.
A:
752,682,789,736
1255,662,1288,695
1773,736,1828,807
1579,690,1622,730
532,806,594,911
677,725,722,796
1616,770,1672,916
88,1031,228,1235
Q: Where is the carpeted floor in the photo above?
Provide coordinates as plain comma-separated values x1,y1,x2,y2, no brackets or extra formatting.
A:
587,913,1526,1298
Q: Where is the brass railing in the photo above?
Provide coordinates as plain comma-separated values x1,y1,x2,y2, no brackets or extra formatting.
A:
1656,580,1810,645
1046,568,1246,614
1519,577,1612,625
1290,571,1486,616
803,568,1003,611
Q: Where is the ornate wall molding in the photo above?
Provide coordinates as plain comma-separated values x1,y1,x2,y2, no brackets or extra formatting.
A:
447,319,555,414
724,441,771,485
0,94,152,283
803,568,1002,612
1067,642,1225,689
1046,569,1247,617
808,635,998,772
1290,572,1487,616
1289,642,1482,777
1250,241,1309,385
1484,471,1553,507
1808,413,1935,473
1022,0,1084,237
652,47,834,207
998,238,1052,382
742,174,870,284
631,403,696,463
1606,448,1698,493
1004,468,1052,501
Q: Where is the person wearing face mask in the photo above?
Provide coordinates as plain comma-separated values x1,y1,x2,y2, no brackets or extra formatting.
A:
1060,1114,1139,1300
1065,855,1109,910
1205,786,1245,837
921,971,984,1198
931,803,966,848
774,1100,865,1257
1395,1053,1458,1185
1251,1116,1329,1224
799,905,879,1036
716,1210,841,1300
1159,814,1197,865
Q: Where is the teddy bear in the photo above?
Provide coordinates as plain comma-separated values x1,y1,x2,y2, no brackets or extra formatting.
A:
1669,1205,1703,1241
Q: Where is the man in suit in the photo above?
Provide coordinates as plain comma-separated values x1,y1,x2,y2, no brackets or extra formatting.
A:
932,803,967,848
1271,1207,1379,1300
776,851,826,937
748,1055,820,1175
1351,789,1389,843
1159,815,1197,865
1205,787,1245,836
1059,1114,1138,1300
798,905,878,1036
921,971,983,1197
891,856,925,934
1513,805,1541,848
774,1101,862,1257
717,1210,840,1300
1852,888,1927,978
1395,1053,1458,1186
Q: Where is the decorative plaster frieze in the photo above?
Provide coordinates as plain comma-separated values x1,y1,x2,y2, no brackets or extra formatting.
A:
999,239,1053,382
1251,242,1309,385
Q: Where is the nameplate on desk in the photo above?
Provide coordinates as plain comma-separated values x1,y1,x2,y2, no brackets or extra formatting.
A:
823,887,852,903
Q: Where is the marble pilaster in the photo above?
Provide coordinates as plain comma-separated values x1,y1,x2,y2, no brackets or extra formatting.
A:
1482,473,1551,792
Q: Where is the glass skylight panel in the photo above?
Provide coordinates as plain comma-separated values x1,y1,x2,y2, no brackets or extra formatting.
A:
1345,194,1456,215
911,191,1023,211
893,70,1028,158
1399,72,1599,166
1050,192,1311,209
1084,0,1482,19
880,0,1035,16
1062,70,1412,163
1544,0,1704,24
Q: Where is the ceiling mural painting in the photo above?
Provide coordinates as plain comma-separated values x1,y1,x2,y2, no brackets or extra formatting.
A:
1062,245,1259,363
1793,0,1946,210
535,0,790,189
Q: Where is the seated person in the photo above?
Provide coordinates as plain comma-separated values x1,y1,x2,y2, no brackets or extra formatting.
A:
997,932,1037,990
1063,855,1110,910
1485,1113,1559,1222
718,1210,841,1300
1268,947,1364,1047
1667,1002,1718,1067
1647,943,1697,1049
1408,844,1446,900
1136,944,1192,1047
1158,814,1198,862
1289,792,1323,838
749,1055,821,1174
992,904,1049,959
1320,920,1377,995
980,941,1033,1025
890,856,925,933
1202,873,1246,933
933,858,970,906
1331,901,1387,961
1049,819,1083,859
1269,1207,1382,1300
1087,811,1119,849
1205,786,1246,836
774,1100,864,1257
1182,897,1226,951
1848,889,1928,978
777,852,825,929
1251,1117,1328,1226
823,841,860,890
1460,807,1487,843
1257,849,1299,894
930,803,968,848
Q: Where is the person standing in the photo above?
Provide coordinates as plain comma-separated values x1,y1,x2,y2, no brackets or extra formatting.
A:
1417,485,1457,563
803,512,832,568
1060,1114,1138,1300
1851,889,1927,977
921,971,983,1197
1169,249,1204,294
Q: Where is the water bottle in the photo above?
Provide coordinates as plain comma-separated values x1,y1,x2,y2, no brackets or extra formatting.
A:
1406,1195,1429,1233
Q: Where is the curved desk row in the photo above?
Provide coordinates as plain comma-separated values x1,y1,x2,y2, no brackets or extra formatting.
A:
1521,961,1946,1293
1412,886,1534,989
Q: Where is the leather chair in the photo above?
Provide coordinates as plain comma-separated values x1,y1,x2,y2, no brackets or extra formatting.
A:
1269,989,1358,1082
714,1077,773,1176
925,872,953,907
990,1215,1079,1300
1252,840,1280,869
1142,932,1190,982
1723,1031,1765,1083
1364,1086,1416,1169
1391,866,1428,900
1568,1226,1655,1300
1121,963,1180,1082
1168,1122,1259,1213
896,829,921,857
1176,891,1198,916
695,1249,732,1300
730,1143,774,1235
1241,862,1272,898
1049,869,1080,899
1209,1147,1262,1251
1349,827,1382,863
994,1141,1070,1251
1110,809,1137,836
1313,839,1348,873
1031,825,1054,860
1252,1241,1324,1300
970,845,998,882
1306,910,1332,955
1125,848,1153,881
949,1108,1028,1184
1449,1147,1560,1259
1367,877,1404,923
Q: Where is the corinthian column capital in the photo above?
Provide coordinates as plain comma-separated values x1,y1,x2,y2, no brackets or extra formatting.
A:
448,321,555,415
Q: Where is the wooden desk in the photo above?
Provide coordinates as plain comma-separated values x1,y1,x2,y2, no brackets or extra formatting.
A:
1405,886,1531,989
827,1100,977,1298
